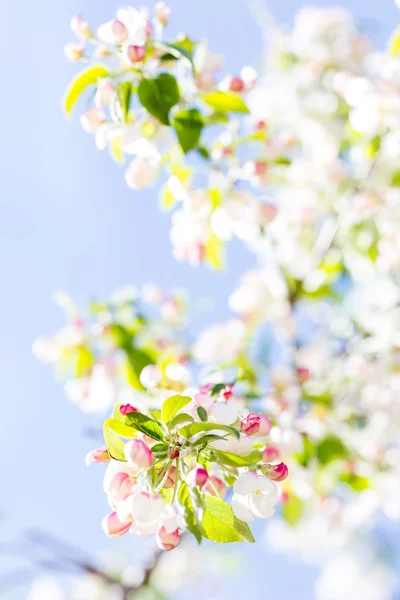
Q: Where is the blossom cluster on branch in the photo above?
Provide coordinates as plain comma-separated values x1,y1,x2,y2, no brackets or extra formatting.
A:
34,1,400,592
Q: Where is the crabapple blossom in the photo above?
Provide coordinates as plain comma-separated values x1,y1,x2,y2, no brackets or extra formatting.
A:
232,472,278,523
156,525,181,551
262,462,289,482
102,511,132,537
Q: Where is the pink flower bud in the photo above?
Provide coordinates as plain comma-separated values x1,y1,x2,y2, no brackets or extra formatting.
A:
124,439,153,469
241,413,271,436
102,511,132,537
191,467,209,487
241,413,261,436
94,79,115,109
80,108,105,133
204,475,226,498
260,203,277,223
265,462,289,482
119,403,138,416
85,448,111,466
263,445,280,462
123,45,146,65
296,366,310,383
229,77,245,92
70,15,92,39
154,2,171,26
107,472,133,506
156,525,181,551
168,448,180,459
163,465,177,489
110,19,128,43
64,43,84,62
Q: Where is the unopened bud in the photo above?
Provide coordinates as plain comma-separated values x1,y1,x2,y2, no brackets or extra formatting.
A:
64,43,84,62
123,44,146,66
102,511,132,537
119,403,138,416
154,2,171,26
124,439,153,469
163,465,177,489
204,475,226,498
156,525,181,550
263,445,280,462
229,76,245,93
85,448,110,466
71,15,92,39
262,462,289,482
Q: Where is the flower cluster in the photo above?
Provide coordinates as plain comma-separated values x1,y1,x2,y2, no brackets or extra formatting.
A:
89,383,285,549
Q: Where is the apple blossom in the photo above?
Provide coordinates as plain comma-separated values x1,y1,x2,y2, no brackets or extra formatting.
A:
262,462,289,482
232,472,278,523
119,403,138,416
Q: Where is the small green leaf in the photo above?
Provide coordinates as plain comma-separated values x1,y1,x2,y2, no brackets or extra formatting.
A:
138,74,180,125
168,412,194,430
205,233,225,270
340,473,370,492
116,81,133,122
178,482,203,543
316,435,349,465
161,394,192,424
214,450,262,468
201,91,249,113
173,108,204,153
125,412,164,441
103,418,135,461
282,494,303,526
150,443,169,455
124,347,154,390
201,495,255,543
210,383,226,397
109,137,125,164
197,406,208,422
63,65,109,118
205,111,229,125
179,422,240,439
192,434,228,448
156,41,195,70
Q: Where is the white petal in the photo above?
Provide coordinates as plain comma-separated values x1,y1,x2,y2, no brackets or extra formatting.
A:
233,472,259,495
210,402,238,425
232,494,254,523
248,493,276,519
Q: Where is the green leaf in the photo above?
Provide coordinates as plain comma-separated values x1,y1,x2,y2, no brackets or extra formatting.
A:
201,495,255,543
197,406,208,422
116,81,132,122
210,383,226,396
178,482,203,543
168,412,194,430
201,91,249,113
214,450,262,468
192,434,228,448
173,108,204,153
138,74,180,126
205,111,230,125
316,435,349,465
161,394,192,425
340,473,370,492
103,418,132,461
124,347,154,390
156,41,195,70
179,422,240,439
282,494,303,526
389,26,400,58
205,233,225,270
63,65,109,118
125,412,165,441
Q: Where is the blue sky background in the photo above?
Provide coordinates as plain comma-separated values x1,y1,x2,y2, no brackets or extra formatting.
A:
1,0,399,598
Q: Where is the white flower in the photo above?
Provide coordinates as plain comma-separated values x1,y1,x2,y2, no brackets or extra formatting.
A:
127,491,166,536
232,472,278,522
125,156,160,190
192,320,245,365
